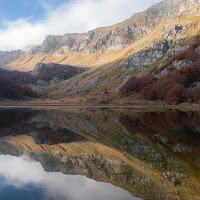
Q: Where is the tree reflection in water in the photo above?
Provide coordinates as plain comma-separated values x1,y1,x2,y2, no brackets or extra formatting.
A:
0,108,199,200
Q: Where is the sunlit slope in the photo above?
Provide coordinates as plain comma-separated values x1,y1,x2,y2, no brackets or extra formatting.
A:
1,0,200,100
37,7,200,99
4,0,200,72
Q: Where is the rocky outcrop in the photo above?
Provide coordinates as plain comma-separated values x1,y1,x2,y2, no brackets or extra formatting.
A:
29,62,87,86
24,0,200,57
122,41,169,73
28,29,136,56
31,63,47,76
0,50,23,69
1,0,199,65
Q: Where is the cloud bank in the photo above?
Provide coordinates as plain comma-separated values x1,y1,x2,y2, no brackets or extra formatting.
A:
0,0,161,51
0,155,139,200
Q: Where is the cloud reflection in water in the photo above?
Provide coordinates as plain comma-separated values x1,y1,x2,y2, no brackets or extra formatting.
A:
0,155,140,200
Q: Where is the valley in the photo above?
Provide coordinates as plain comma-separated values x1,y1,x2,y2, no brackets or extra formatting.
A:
1,0,200,105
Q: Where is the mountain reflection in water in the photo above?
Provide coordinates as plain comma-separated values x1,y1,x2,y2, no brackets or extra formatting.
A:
0,107,199,200
0,155,136,200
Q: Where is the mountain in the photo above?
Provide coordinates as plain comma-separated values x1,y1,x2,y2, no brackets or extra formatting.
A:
1,0,200,102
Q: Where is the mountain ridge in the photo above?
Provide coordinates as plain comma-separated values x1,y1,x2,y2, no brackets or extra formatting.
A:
1,0,199,70
1,0,200,101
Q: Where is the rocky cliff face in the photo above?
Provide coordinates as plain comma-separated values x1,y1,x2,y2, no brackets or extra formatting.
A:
0,50,23,69
23,0,200,57
25,0,200,56
0,0,198,65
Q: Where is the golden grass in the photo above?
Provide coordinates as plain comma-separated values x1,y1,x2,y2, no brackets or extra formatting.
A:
4,5,200,105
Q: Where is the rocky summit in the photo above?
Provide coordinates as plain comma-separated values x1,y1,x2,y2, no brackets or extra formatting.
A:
1,0,200,100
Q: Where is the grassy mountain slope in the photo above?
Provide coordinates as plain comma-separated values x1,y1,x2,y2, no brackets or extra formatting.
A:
1,0,200,102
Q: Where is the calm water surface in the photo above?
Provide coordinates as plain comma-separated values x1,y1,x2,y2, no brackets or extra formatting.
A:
0,107,199,200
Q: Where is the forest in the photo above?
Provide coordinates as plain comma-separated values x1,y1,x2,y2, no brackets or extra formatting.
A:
0,76,37,99
0,63,86,85
0,63,86,99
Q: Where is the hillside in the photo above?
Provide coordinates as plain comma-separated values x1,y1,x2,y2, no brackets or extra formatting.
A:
0,63,86,86
1,0,200,102
0,77,37,99
120,40,200,104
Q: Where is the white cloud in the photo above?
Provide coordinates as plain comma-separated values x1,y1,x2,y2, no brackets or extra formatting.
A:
0,155,140,200
0,0,161,51
0,19,45,51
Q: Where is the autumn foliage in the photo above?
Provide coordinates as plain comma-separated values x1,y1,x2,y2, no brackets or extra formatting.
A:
0,63,86,99
120,111,200,150
154,40,200,75
120,41,200,104
120,64,200,104
0,77,38,99
0,64,85,85
193,85,200,102
32,64,85,83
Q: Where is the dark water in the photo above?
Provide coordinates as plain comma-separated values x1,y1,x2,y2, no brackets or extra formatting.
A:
0,107,200,200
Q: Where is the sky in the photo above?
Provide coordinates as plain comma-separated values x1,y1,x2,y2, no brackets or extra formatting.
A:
0,0,161,51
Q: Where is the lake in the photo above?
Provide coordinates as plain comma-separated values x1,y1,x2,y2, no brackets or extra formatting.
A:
0,107,199,200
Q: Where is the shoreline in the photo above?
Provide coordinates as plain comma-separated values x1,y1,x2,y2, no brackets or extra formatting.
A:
0,101,199,111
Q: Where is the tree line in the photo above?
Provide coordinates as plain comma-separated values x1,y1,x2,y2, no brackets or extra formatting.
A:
120,40,200,104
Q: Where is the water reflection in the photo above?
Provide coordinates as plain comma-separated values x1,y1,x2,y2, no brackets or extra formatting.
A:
0,108,199,200
0,155,136,200
120,111,200,151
